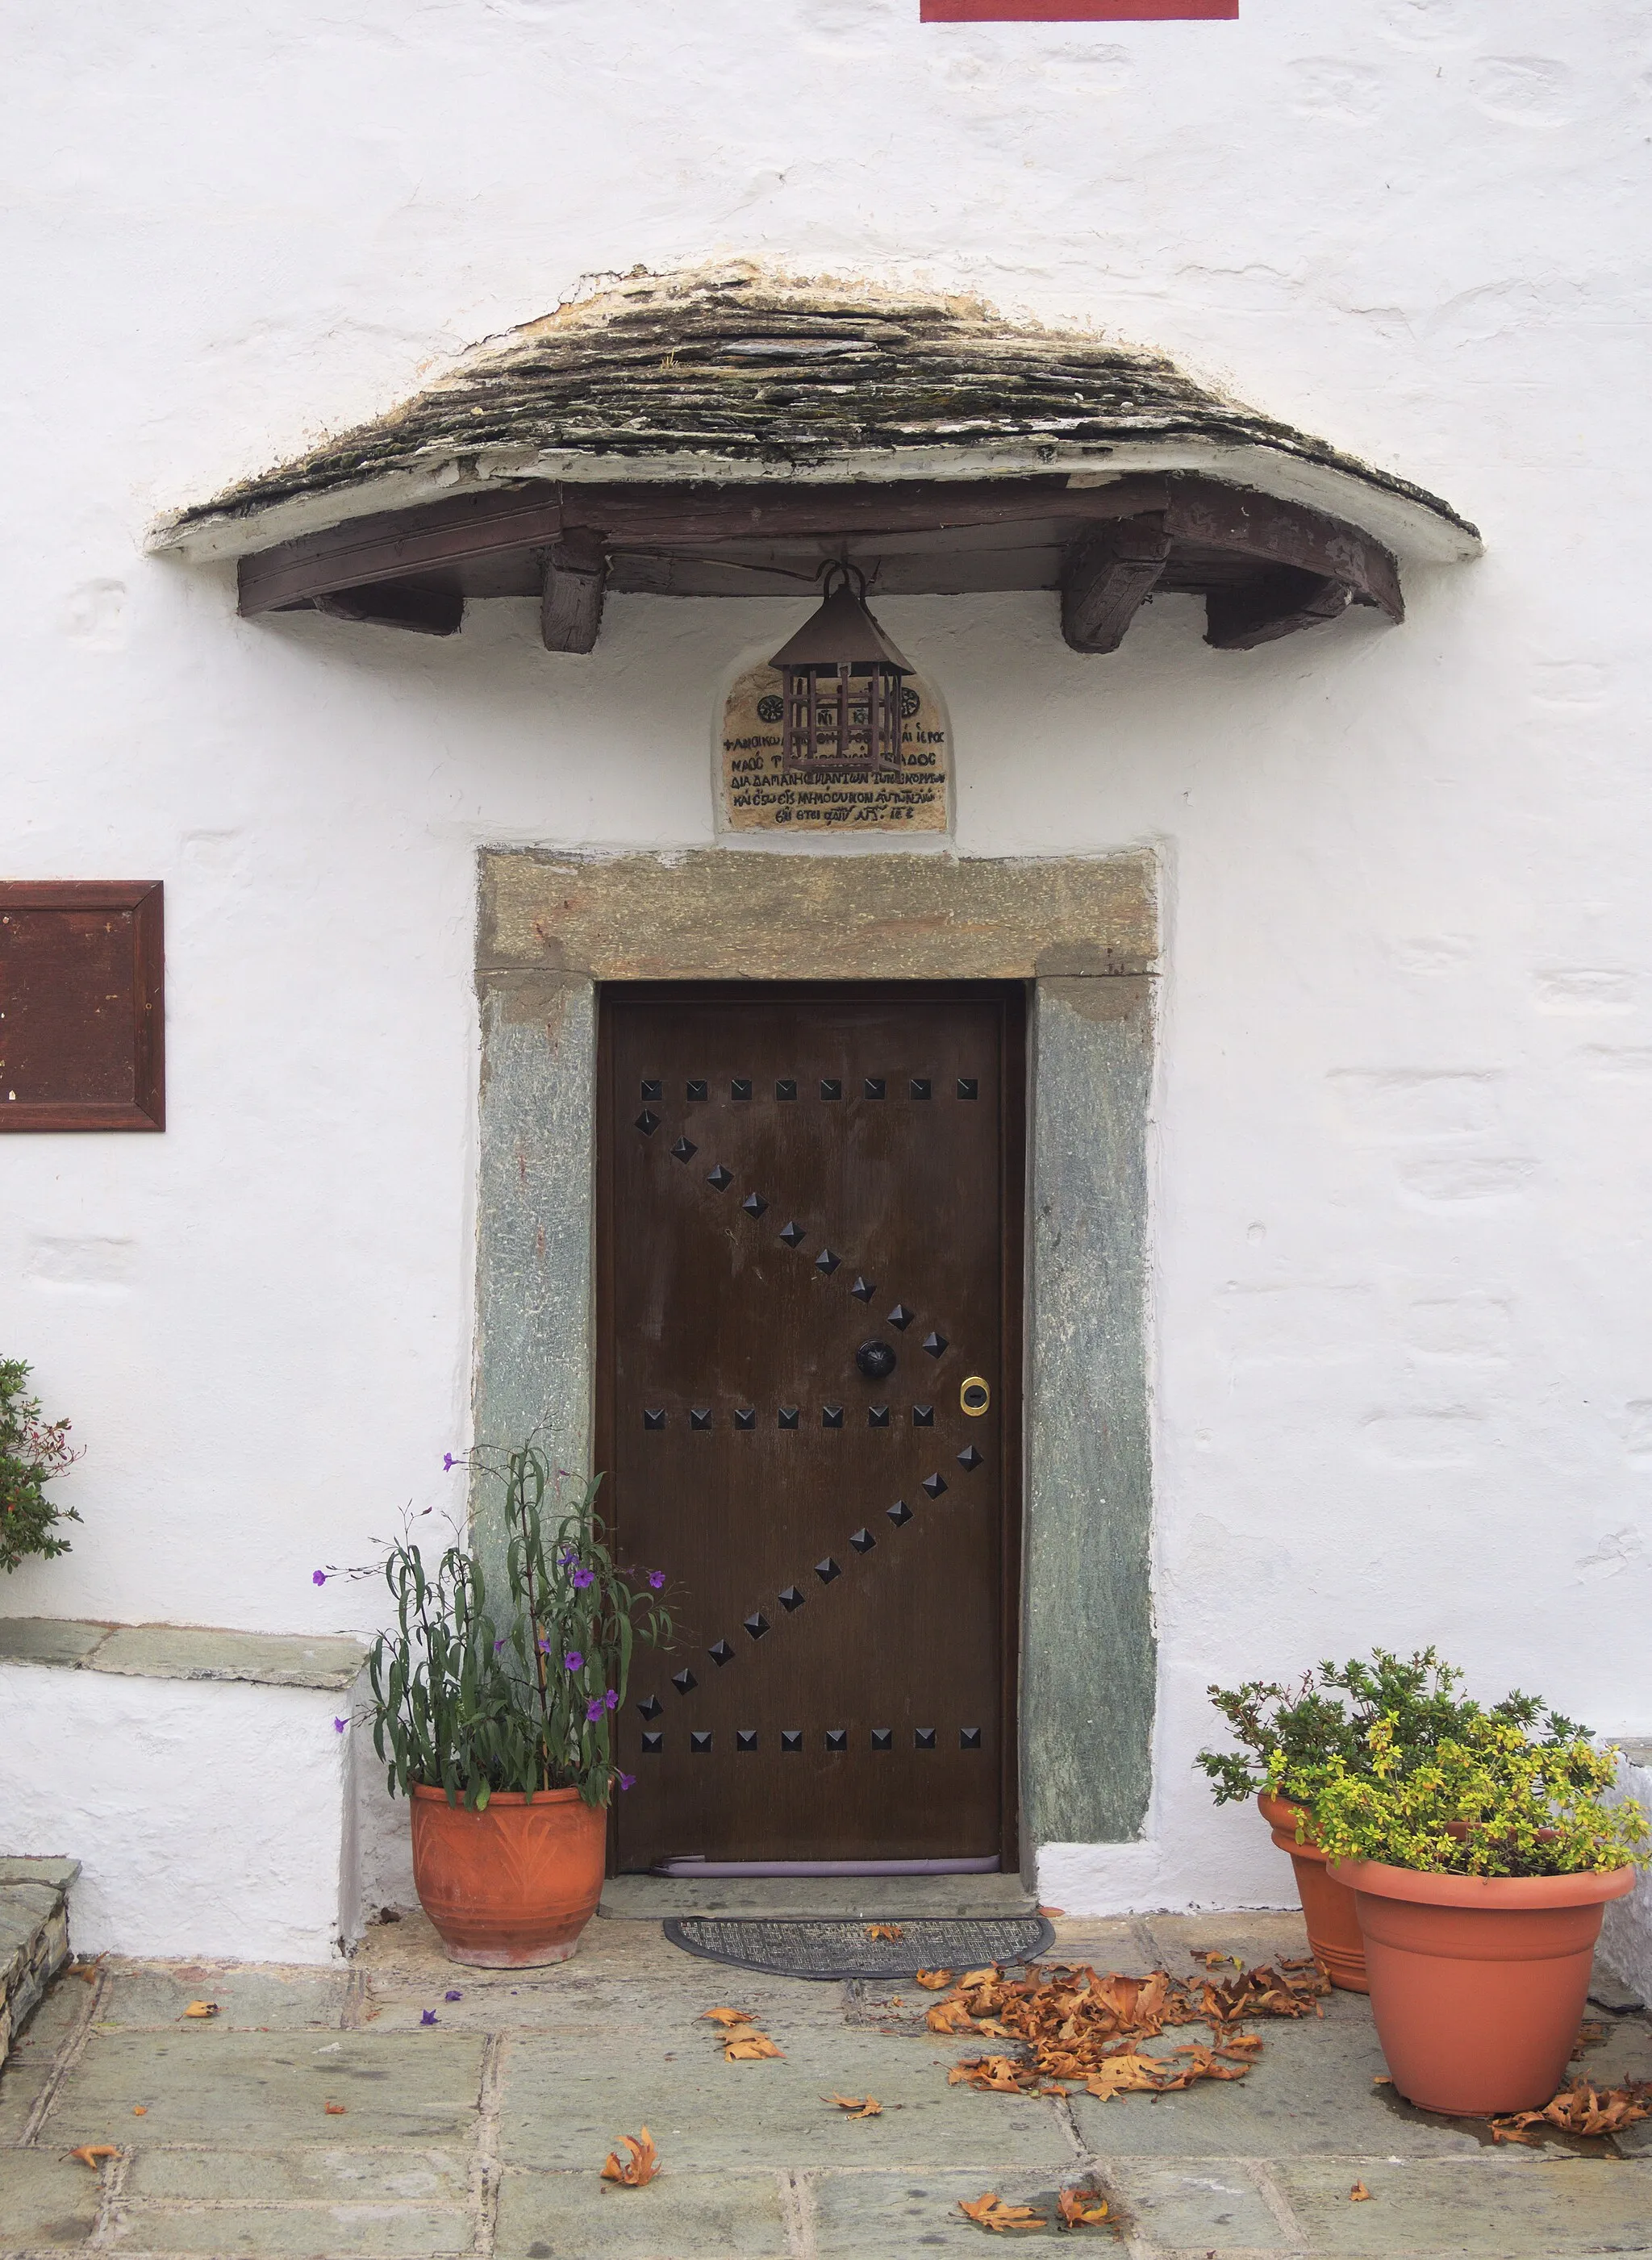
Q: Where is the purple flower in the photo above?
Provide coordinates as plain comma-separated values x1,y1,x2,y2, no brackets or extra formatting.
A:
333,1717,347,1735
420,2009,438,2026
494,1639,505,1653
564,1651,583,1673
648,1571,665,1591
537,1637,552,1653
311,1570,327,1587
604,1690,618,1711
586,1697,606,1723
617,1771,636,1792
572,1567,594,1591
443,1453,456,1472
444,1989,462,2002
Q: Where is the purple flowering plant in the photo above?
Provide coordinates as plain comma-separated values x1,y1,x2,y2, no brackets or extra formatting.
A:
362,1443,673,1814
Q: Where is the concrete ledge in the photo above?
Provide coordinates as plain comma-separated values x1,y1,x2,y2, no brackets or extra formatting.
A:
0,1858,77,2068
0,1616,365,1692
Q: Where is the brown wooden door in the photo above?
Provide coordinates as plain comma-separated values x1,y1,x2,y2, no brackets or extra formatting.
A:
598,983,1024,1870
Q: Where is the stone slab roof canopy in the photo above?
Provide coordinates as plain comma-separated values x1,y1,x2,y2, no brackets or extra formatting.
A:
152,264,1479,657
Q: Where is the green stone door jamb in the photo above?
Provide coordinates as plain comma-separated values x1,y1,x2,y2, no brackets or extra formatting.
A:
472,850,1157,1869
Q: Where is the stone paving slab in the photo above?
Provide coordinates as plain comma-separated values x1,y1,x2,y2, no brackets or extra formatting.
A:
1070,2004,1490,2163
1275,2154,1652,2256
46,2030,485,2148
105,2200,475,2255
125,2144,472,2204
0,1972,88,2142
0,1861,81,1893
808,2166,1115,2254
495,2166,791,2258
0,2145,102,2250
95,1966,348,2030
498,2020,1074,2174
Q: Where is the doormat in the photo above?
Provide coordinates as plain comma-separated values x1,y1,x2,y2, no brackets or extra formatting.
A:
662,1914,1055,1982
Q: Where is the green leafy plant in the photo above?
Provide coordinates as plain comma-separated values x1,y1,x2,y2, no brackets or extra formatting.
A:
0,1361,81,1574
1195,1648,1587,1809
1303,1714,1650,1878
348,1445,671,1812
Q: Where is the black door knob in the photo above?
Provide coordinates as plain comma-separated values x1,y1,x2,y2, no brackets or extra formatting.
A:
856,1339,898,1380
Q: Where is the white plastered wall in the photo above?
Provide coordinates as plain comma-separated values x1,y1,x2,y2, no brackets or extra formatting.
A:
2,0,1650,1944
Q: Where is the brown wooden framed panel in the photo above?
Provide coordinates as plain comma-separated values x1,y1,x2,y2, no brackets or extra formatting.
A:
595,981,1026,1873
0,882,165,1131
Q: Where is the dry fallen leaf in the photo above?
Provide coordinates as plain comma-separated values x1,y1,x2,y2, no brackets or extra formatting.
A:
1373,2074,1393,2087
958,2191,1049,2233
181,2001,219,2019
866,1923,904,1941
69,2145,118,2170
914,1969,955,1990
73,1957,105,1986
1057,2183,1112,2226
825,2092,882,2117
701,2007,754,2027
1490,2079,1652,2144
323,2102,347,2116
724,2032,785,2060
131,2106,147,2116
1350,2182,1372,2202
601,2126,661,2187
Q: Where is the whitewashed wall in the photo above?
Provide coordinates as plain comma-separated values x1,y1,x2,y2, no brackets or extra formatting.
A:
4,0,1650,1941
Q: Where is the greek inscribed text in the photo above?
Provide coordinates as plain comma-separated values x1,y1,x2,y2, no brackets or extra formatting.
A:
720,665,950,832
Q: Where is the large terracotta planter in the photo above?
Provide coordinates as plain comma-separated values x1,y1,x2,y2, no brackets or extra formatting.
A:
1258,1791,1368,1991
1332,1857,1636,2116
410,1784,607,1966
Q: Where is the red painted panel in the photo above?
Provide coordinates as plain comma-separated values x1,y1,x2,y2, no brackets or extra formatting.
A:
922,2,1236,19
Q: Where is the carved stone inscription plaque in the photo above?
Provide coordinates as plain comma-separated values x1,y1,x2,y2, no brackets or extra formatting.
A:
720,664,950,832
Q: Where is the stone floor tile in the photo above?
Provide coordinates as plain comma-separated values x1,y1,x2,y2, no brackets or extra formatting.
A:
498,2021,1073,2174
495,2166,790,2258
0,1978,88,2141
810,2167,1116,2254
365,1969,850,2036
1275,2155,1652,2256
44,2030,484,2148
1107,2159,1291,2250
1069,2010,1486,2161
125,2145,471,2204
0,2145,102,2250
1137,1911,1314,1974
1043,1917,1162,1970
106,2202,473,2255
97,1966,348,2030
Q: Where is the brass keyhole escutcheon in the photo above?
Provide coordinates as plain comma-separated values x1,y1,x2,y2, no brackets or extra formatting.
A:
961,1377,990,1416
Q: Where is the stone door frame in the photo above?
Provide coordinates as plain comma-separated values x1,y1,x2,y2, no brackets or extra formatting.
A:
472,848,1157,1874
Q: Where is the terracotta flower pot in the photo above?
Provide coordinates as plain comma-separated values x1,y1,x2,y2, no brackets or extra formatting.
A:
410,1784,607,1966
1258,1791,1368,1992
1332,1857,1637,2116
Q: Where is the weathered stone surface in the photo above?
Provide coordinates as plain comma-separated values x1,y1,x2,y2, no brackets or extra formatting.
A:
499,2022,1073,2173
496,2167,789,2259
90,1624,365,1691
481,849,1158,982
810,2166,1288,2255
597,1873,1036,1921
0,1972,87,2141
1022,975,1155,1849
0,1618,111,1666
1276,2156,1652,2255
0,1859,81,1891
1070,2007,1486,2161
127,2145,471,2203
0,2146,102,2247
471,976,597,1582
98,1966,348,2031
47,2031,484,2147
108,2200,474,2254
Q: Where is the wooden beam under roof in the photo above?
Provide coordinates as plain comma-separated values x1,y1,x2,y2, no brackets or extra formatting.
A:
1061,518,1173,653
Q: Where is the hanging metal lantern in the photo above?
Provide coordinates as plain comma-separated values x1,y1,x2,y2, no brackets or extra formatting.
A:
768,563,914,778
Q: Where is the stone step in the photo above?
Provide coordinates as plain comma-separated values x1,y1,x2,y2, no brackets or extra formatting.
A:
0,1857,78,2068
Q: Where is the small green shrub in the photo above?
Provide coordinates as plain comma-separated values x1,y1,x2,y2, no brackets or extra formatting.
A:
1302,1714,1650,1878
1195,1648,1587,1809
348,1445,672,1812
0,1361,81,1574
